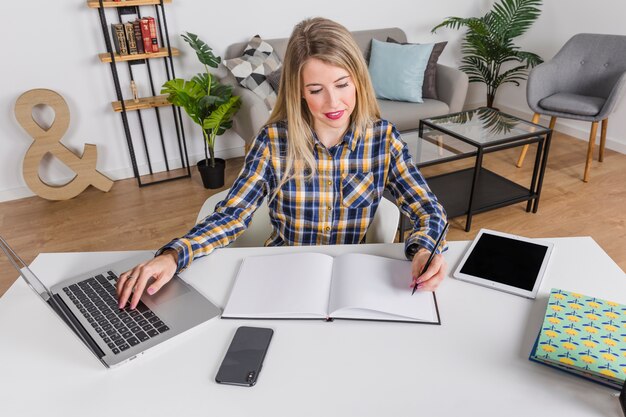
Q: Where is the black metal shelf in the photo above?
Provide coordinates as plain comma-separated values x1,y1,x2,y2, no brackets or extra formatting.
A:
94,0,190,186
427,168,534,218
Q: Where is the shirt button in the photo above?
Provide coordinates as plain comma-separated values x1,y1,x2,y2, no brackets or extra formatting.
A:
325,226,331,232
327,180,332,186
327,206,332,211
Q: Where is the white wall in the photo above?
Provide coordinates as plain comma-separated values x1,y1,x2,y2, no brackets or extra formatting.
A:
1,0,624,202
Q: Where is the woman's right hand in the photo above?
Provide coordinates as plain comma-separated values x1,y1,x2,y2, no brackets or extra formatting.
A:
116,250,178,310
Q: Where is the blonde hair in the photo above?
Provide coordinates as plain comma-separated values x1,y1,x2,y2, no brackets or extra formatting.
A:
267,17,381,192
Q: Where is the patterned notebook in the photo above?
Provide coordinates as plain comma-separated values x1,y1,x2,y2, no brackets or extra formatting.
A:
530,288,626,389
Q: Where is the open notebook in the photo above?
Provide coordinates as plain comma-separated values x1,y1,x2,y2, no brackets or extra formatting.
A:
222,252,440,324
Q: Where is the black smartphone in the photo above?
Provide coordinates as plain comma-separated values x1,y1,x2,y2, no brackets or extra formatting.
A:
215,326,273,386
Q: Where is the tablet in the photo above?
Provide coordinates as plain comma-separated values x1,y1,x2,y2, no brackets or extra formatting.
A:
453,229,554,299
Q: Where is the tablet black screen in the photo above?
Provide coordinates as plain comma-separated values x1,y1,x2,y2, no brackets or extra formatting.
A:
460,233,548,291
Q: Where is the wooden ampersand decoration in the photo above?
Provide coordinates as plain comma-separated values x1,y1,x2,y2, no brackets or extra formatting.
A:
14,89,113,200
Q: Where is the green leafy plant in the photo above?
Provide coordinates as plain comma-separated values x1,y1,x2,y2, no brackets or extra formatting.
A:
432,0,544,108
161,32,241,167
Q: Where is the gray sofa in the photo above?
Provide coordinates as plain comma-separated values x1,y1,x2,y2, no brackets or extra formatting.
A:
221,27,469,145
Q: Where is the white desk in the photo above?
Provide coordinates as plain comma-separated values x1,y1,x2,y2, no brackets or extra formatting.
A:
0,238,624,417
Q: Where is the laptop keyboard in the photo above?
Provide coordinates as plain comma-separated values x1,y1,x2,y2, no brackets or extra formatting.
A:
62,271,170,355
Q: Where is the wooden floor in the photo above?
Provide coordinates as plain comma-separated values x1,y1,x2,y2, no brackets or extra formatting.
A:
1,131,625,297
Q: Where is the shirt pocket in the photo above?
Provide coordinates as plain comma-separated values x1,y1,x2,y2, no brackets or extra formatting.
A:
341,172,376,209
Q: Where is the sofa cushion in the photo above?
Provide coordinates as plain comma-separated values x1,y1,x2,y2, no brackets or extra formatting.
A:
539,93,605,116
368,39,433,103
378,98,449,132
387,37,447,100
224,35,281,110
266,68,281,94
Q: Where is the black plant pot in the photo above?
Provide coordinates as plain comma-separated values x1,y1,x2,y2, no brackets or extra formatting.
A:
197,158,226,189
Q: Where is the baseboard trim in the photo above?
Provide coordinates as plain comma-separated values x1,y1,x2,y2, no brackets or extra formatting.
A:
463,102,626,154
0,146,246,203
0,187,36,202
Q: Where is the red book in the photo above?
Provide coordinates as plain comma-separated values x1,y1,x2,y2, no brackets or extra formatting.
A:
146,16,159,53
140,18,152,53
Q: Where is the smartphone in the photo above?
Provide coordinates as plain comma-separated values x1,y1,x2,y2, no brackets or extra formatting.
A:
215,326,273,386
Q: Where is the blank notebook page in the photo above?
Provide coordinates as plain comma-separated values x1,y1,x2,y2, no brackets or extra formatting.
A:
222,252,334,318
328,253,438,322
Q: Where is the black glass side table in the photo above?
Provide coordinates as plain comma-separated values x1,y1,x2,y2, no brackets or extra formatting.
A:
401,107,552,233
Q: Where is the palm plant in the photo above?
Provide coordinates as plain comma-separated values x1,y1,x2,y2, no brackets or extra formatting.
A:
161,33,241,168
432,0,543,108
434,107,519,135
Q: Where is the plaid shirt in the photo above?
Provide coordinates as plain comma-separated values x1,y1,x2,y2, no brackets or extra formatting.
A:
161,119,447,272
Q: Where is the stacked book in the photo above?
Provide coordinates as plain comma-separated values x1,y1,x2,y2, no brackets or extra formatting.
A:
530,288,626,389
110,17,159,56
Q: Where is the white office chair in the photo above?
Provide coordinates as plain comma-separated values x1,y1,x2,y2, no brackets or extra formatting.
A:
364,196,400,244
196,189,272,248
196,189,400,246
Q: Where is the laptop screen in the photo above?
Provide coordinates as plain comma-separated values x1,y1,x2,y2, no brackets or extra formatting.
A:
0,236,53,301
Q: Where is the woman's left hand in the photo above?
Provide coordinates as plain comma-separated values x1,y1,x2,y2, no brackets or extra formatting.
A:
410,248,447,292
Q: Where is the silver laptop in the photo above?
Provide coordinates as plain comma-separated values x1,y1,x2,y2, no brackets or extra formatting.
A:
0,235,221,368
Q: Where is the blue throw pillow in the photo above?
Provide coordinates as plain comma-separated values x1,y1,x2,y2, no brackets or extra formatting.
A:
368,38,434,103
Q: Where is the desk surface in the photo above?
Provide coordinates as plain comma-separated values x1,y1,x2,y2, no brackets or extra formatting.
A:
1,238,624,417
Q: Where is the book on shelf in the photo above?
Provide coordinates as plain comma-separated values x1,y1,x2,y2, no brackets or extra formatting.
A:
132,19,144,54
123,22,138,55
110,23,128,56
139,18,153,53
222,252,441,324
146,16,159,52
529,288,626,389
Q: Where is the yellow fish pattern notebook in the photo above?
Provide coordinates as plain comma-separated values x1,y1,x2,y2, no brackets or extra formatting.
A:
530,288,626,389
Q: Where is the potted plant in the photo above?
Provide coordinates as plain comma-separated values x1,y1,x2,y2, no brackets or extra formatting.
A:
432,0,543,108
161,32,241,189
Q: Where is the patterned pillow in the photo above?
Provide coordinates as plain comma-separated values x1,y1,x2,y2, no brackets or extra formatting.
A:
224,35,282,110
387,37,447,100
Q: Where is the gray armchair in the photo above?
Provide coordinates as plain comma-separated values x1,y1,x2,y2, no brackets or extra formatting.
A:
516,33,626,182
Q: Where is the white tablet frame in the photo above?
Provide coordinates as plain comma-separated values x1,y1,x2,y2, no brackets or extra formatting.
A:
453,229,554,299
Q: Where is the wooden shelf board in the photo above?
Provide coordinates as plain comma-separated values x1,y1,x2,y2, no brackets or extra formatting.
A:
99,47,179,63
111,95,171,112
88,0,171,8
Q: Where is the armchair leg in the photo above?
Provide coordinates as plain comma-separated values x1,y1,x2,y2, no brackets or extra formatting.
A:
517,115,556,168
517,113,542,167
548,116,557,131
599,118,608,162
584,121,599,182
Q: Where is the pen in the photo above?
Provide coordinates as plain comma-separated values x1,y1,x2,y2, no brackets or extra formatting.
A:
411,222,449,295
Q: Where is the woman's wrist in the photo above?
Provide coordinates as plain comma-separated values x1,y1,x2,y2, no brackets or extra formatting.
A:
161,249,179,267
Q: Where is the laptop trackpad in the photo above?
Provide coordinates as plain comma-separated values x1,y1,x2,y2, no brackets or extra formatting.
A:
144,277,189,305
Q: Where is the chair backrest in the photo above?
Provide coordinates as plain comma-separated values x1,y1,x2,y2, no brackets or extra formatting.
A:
365,197,401,244
196,190,401,247
196,189,273,248
552,33,626,98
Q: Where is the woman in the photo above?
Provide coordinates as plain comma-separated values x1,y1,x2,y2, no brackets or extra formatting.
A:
117,17,448,310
